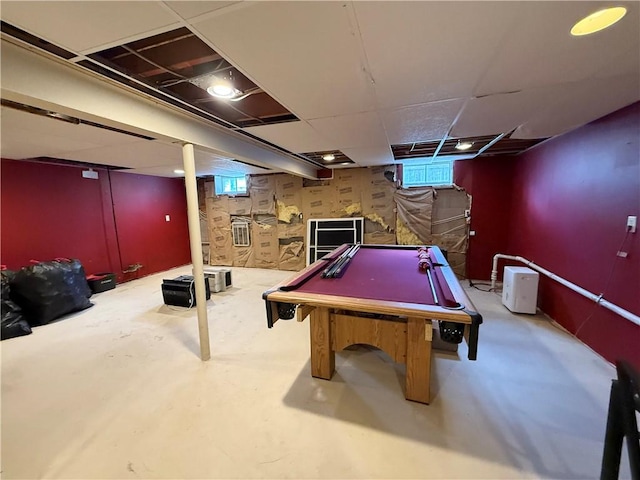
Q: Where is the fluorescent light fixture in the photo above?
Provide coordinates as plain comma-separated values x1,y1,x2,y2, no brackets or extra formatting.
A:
455,141,473,151
174,169,185,174
571,7,627,36
322,154,336,161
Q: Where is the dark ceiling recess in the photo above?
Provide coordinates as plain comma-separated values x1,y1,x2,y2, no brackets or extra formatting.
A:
391,134,547,160
28,157,131,171
87,27,298,128
302,150,355,166
1,21,76,59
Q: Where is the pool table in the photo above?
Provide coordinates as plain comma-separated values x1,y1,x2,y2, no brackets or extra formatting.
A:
263,244,482,404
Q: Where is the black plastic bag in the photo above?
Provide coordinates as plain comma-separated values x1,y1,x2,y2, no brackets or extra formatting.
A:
1,269,31,340
10,259,93,325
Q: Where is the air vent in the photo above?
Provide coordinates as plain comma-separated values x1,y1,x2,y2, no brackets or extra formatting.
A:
232,221,251,247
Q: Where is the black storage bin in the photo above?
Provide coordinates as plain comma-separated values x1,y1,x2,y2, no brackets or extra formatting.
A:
87,273,116,293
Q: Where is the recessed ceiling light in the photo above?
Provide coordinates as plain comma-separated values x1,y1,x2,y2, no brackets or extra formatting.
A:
322,154,336,161
207,81,240,99
571,7,627,36
174,169,185,174
455,141,473,151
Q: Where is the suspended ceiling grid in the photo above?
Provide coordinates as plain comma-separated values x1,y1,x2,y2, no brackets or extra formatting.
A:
1,1,639,177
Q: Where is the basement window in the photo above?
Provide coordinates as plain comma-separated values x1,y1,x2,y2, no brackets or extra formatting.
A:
214,175,247,195
402,159,453,187
232,221,251,247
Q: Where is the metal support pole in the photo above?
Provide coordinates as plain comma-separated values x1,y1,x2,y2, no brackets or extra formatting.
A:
182,143,211,361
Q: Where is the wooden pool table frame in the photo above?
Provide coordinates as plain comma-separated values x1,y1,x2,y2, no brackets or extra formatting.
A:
263,244,482,404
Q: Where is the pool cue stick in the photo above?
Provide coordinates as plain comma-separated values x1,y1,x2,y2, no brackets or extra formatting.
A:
322,244,356,278
326,244,358,278
425,263,439,305
332,244,360,278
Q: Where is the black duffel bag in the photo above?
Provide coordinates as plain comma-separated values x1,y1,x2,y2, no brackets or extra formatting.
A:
10,258,93,325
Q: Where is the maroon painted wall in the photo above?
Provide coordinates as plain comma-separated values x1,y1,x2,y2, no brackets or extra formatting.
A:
109,170,191,276
509,103,639,367
455,103,639,368
454,156,515,280
1,159,191,281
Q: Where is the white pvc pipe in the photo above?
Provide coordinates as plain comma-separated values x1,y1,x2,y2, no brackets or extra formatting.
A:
491,253,640,327
182,143,211,361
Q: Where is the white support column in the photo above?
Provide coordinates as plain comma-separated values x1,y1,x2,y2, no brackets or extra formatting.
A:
182,143,211,361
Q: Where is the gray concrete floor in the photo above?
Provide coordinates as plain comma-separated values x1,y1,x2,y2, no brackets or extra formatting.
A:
1,266,630,479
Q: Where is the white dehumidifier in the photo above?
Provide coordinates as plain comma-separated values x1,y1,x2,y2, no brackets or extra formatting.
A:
502,266,539,314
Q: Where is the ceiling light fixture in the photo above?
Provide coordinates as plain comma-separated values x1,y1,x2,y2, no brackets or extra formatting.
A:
322,154,336,161
207,81,241,99
174,169,185,174
455,140,473,151
571,7,627,36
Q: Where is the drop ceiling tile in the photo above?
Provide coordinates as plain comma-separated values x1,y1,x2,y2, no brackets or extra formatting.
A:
57,140,182,168
191,2,377,119
164,1,240,20
0,1,179,52
340,145,395,167
194,150,267,175
308,112,388,150
475,2,640,96
354,2,521,109
243,122,334,154
451,90,553,138
381,99,464,144
512,73,640,139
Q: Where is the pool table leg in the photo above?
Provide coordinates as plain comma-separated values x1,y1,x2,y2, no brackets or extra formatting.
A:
405,318,432,404
310,307,335,379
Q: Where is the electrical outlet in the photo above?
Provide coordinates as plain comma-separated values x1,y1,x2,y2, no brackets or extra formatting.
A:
627,216,637,233
165,215,171,222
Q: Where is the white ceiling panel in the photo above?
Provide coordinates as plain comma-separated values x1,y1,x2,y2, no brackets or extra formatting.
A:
355,2,522,109
1,107,144,147
475,2,640,96
163,1,240,21
57,140,182,168
0,1,178,52
381,99,465,144
194,150,268,176
309,112,388,150
341,145,395,167
243,121,334,154
191,1,377,120
512,73,640,139
451,90,555,138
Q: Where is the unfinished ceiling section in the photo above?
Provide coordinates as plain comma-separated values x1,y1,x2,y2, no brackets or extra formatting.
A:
85,27,297,129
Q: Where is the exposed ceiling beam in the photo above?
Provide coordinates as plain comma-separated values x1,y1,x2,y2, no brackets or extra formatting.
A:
0,37,319,179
